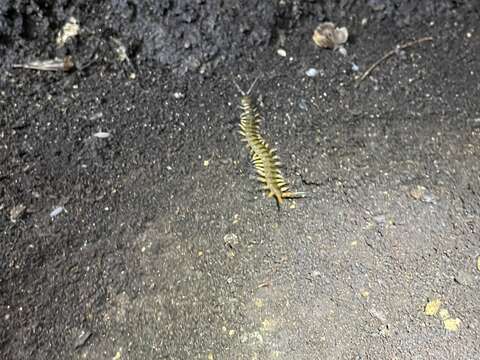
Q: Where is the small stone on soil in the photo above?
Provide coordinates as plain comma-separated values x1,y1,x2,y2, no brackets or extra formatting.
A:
74,330,92,349
10,204,26,223
454,270,474,286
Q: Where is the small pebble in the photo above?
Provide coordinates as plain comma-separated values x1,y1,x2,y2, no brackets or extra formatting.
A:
373,215,386,225
277,48,287,57
74,330,92,349
224,233,239,247
93,132,111,139
173,92,185,99
50,206,65,218
305,68,319,77
454,270,474,286
352,63,359,72
10,204,26,223
337,46,347,56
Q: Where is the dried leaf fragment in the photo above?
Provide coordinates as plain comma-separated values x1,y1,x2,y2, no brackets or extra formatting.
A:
313,22,348,49
438,308,450,321
424,299,441,316
443,317,461,332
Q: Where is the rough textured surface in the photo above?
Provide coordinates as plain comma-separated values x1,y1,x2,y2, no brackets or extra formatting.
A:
1,1,480,359
1,0,478,75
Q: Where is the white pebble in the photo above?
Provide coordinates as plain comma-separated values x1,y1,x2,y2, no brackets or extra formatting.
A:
352,63,359,72
305,68,319,77
93,132,111,139
277,48,287,57
50,206,65,218
337,46,347,56
173,92,185,99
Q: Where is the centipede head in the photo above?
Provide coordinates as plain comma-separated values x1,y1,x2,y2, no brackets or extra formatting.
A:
233,77,259,97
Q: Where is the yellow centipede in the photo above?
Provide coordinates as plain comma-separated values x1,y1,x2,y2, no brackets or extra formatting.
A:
235,79,305,206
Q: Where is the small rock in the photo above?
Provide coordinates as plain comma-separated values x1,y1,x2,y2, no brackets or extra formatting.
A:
93,132,111,139
369,308,387,323
454,270,474,286
305,68,319,77
173,92,185,99
224,233,239,247
277,48,287,57
74,330,92,349
409,185,434,202
10,204,26,223
337,46,347,56
373,215,386,225
50,206,65,218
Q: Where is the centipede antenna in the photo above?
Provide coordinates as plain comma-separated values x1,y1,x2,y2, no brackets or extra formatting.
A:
245,77,259,96
233,79,246,96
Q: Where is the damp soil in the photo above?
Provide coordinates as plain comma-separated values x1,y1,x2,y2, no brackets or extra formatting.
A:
1,1,480,359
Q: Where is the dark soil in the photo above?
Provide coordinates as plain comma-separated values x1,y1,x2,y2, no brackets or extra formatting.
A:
1,1,480,359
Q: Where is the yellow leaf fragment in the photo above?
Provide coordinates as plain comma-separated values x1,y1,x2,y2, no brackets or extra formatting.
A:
424,299,441,316
360,290,369,299
260,318,275,332
443,317,461,332
438,308,450,321
254,298,264,308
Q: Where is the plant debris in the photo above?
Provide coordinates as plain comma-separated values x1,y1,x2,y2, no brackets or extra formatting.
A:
56,17,80,47
312,22,348,49
13,56,75,72
424,299,441,316
356,37,433,86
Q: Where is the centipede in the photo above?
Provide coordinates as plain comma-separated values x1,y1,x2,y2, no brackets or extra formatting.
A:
235,78,305,206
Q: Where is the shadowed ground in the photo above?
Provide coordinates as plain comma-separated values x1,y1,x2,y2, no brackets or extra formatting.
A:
1,5,480,360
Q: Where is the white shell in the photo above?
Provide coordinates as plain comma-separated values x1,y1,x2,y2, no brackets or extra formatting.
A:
313,22,349,49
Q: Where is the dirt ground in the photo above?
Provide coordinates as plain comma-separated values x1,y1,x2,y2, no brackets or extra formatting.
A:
1,1,480,359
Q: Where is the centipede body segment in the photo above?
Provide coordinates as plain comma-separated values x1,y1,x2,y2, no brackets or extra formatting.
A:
238,93,304,205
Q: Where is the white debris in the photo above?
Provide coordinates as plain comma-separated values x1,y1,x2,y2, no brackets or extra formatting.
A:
277,48,287,57
337,46,347,56
173,92,185,99
352,63,360,72
305,68,319,78
93,132,111,139
56,17,80,47
50,206,65,218
111,37,129,63
10,204,26,223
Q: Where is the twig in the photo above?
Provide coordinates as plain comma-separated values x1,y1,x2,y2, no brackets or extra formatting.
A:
356,36,433,86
